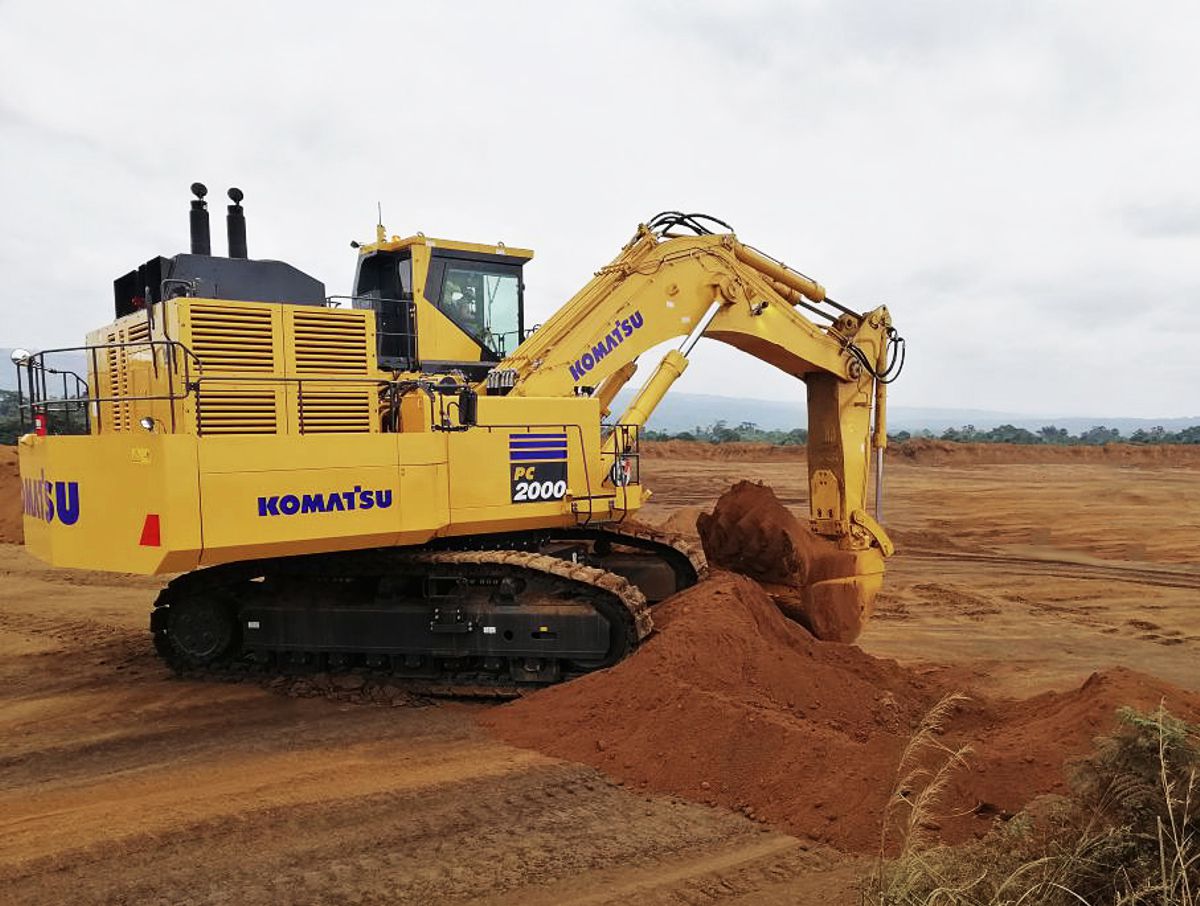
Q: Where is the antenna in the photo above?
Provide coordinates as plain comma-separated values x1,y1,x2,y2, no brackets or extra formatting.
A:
376,201,386,243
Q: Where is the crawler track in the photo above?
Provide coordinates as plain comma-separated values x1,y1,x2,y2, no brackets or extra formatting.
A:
150,527,698,695
569,520,708,587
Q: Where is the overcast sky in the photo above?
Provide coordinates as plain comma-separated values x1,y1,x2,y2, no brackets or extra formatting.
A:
2,1,1197,417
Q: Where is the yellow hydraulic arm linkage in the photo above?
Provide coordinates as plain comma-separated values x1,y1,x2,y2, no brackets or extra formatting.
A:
496,212,903,560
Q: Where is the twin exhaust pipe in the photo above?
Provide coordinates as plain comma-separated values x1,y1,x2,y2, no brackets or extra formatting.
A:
188,182,248,259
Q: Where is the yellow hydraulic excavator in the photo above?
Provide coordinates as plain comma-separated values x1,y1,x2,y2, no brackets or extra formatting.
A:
13,187,903,687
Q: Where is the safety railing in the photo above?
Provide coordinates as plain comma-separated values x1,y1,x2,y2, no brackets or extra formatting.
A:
572,423,640,525
12,340,203,436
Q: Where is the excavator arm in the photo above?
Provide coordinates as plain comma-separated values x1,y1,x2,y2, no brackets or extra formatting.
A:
496,214,903,557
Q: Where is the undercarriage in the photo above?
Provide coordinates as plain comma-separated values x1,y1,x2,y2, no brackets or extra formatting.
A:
151,524,704,691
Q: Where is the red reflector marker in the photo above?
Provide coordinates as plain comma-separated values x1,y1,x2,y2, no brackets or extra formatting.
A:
139,514,161,547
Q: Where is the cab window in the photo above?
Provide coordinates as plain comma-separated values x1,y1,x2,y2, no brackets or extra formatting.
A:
434,260,523,358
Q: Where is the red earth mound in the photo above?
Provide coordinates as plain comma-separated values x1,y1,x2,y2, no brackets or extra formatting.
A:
483,572,1200,852
946,666,1200,825
1,446,22,544
696,481,879,642
654,505,704,538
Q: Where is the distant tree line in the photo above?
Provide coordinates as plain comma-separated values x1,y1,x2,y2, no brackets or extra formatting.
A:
0,388,93,444
0,390,19,445
926,423,1200,445
642,418,1200,446
642,421,810,445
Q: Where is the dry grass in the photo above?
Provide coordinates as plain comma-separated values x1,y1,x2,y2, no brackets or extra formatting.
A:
864,703,1199,906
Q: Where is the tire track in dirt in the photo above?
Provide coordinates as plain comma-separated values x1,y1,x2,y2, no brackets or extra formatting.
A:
492,834,867,906
1,757,774,906
900,549,1200,591
888,549,1200,646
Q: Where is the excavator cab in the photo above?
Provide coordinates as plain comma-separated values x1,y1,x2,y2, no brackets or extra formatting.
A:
352,241,529,378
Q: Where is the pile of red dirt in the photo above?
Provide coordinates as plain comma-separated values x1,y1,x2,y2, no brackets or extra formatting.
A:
948,667,1200,827
0,446,22,544
483,572,1200,852
653,505,704,538
696,481,878,642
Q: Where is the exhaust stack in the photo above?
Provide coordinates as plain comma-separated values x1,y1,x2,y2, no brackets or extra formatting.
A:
226,187,247,258
189,182,211,255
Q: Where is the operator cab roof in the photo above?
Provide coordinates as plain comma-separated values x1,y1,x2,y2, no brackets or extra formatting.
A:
359,233,534,261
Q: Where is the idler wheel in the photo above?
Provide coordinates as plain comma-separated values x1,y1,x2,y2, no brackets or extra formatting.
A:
165,593,238,666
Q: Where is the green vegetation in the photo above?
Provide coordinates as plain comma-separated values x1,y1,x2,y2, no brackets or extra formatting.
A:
642,419,1200,445
0,389,89,444
869,705,1200,905
0,390,20,445
935,424,1200,445
642,420,809,445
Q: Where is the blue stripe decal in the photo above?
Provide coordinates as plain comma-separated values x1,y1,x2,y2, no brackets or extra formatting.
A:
509,440,568,450
510,450,568,461
510,433,567,440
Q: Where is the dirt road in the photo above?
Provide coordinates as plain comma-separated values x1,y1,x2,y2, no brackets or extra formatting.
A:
0,544,860,905
2,445,1198,903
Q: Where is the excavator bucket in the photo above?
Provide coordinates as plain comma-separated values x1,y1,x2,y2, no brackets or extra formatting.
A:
696,481,884,643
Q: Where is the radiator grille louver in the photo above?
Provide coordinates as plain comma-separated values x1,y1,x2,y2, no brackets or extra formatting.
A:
290,309,373,433
189,305,275,373
298,388,374,434
187,304,280,435
292,310,370,374
197,388,279,435
127,320,151,345
179,302,376,435
105,329,131,432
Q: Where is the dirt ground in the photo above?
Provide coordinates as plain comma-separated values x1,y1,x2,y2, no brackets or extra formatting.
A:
2,443,1199,904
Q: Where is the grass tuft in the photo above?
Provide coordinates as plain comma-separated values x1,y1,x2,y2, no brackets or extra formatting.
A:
864,701,1199,906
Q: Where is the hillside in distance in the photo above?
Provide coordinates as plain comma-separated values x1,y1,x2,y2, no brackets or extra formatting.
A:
608,389,1200,436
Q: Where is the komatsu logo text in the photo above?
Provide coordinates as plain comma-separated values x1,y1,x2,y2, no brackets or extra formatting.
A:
22,474,81,526
569,311,644,382
258,486,394,517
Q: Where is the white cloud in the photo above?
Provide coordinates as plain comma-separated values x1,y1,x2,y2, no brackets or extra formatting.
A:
1,0,1197,416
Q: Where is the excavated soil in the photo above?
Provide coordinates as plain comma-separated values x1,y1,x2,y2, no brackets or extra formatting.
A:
484,571,1200,852
697,482,832,588
1,447,21,544
696,480,871,642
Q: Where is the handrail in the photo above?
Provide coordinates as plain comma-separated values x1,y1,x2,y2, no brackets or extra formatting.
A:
15,339,204,435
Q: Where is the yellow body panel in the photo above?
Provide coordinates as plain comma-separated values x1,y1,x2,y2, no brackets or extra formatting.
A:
18,401,616,574
19,294,622,575
18,432,202,573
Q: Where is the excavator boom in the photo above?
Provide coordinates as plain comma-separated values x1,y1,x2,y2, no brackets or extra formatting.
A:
498,214,900,555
